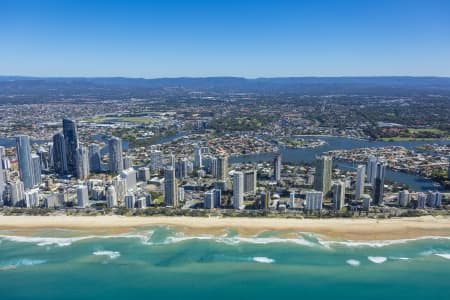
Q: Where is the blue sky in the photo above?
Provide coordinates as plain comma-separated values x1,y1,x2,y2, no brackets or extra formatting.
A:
1,0,450,77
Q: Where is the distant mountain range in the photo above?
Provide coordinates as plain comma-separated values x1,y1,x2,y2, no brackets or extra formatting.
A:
1,76,450,100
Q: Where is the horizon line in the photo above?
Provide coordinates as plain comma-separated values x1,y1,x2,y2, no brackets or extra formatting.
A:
1,74,450,80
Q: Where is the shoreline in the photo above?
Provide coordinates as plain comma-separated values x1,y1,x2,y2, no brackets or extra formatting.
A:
0,215,449,241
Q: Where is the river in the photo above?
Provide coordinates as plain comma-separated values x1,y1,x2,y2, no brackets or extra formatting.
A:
228,136,450,192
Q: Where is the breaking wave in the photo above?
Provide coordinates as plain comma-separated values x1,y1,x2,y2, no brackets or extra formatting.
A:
252,257,275,264
346,259,361,266
93,251,120,259
368,256,387,264
1,230,449,251
319,236,450,248
434,253,450,260
0,232,153,247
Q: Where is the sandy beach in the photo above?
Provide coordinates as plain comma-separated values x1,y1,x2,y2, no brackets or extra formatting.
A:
0,215,449,240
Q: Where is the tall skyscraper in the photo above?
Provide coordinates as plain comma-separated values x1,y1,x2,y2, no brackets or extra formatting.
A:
333,181,345,210
314,156,332,196
167,153,175,168
366,155,378,184
16,135,34,189
37,147,49,171
62,118,79,176
108,137,123,174
216,155,228,181
210,157,218,176
290,192,296,208
0,149,5,200
76,185,89,208
355,165,365,200
273,153,281,182
164,167,177,207
372,161,386,205
176,158,188,179
31,154,42,187
150,150,163,173
76,146,90,180
88,144,101,172
52,132,68,175
260,191,270,209
232,171,244,210
177,187,185,203
194,147,202,169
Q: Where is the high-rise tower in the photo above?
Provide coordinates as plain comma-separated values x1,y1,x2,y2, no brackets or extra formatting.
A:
355,165,365,200
232,171,244,209
372,161,386,205
16,135,34,189
273,153,281,182
314,155,332,196
164,167,177,207
52,132,68,175
62,118,79,176
108,137,123,174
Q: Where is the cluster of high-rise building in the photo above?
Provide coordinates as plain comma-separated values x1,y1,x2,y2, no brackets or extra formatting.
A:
0,118,132,208
0,120,445,213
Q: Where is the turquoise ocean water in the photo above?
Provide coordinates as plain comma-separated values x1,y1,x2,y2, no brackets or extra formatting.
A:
1,226,449,300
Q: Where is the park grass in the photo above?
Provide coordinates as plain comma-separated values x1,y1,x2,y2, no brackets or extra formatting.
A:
380,127,449,142
407,127,446,134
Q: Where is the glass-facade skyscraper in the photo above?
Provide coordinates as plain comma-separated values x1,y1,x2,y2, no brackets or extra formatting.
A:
108,137,123,174
62,118,79,176
164,166,177,207
16,135,34,189
373,162,386,205
52,132,68,175
88,144,101,172
314,155,332,196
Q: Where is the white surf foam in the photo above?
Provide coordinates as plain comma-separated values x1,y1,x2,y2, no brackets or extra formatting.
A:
163,234,215,244
0,231,154,247
93,251,120,259
252,257,275,264
389,257,410,261
141,232,322,247
435,253,450,260
346,259,361,266
0,235,88,247
368,256,387,264
320,236,450,248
